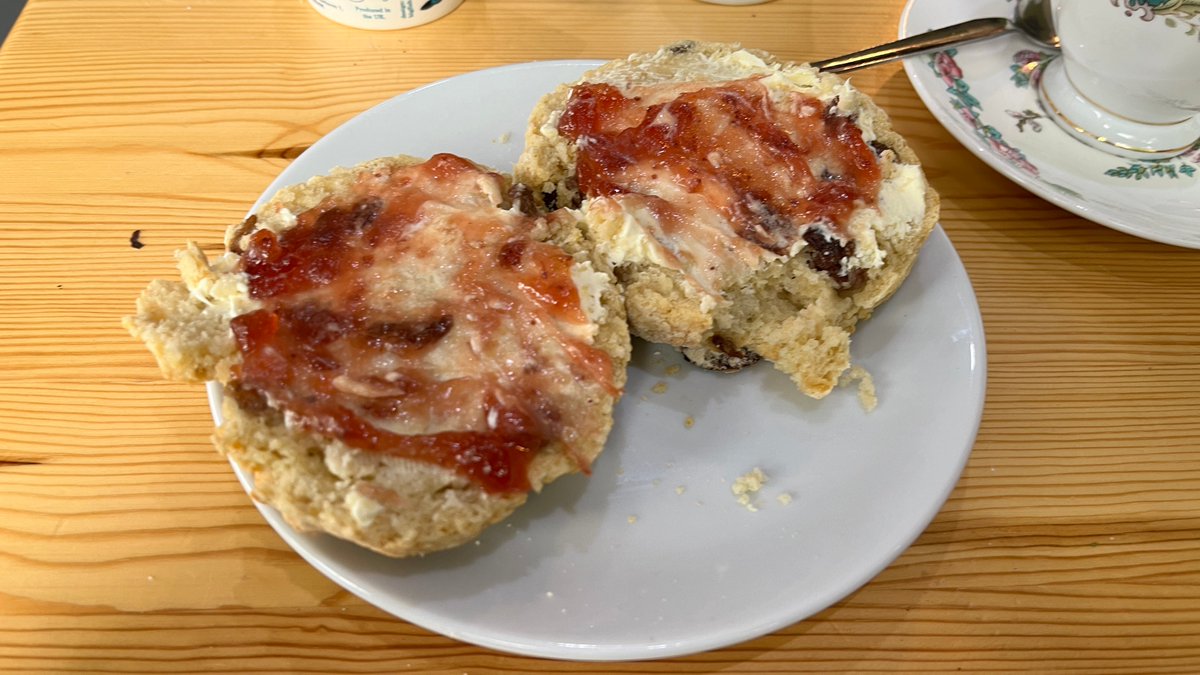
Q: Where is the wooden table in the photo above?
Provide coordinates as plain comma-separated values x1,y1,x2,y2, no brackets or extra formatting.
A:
2,0,1198,671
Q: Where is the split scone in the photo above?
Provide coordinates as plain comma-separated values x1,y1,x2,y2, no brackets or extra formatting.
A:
515,41,939,397
126,154,631,557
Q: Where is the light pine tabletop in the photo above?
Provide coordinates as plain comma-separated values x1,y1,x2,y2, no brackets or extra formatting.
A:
1,0,1198,672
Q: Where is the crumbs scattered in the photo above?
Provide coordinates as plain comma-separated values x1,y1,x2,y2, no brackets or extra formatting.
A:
675,485,686,495
665,364,681,376
651,381,668,394
777,492,793,506
627,515,638,524
841,365,877,412
545,591,554,598
129,229,145,249
731,467,767,512
493,131,512,144
684,415,695,429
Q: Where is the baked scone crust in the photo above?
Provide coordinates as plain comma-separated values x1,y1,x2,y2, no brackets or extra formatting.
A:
515,41,939,398
126,155,631,557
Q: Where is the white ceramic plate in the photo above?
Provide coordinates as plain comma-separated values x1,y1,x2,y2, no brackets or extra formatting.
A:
207,61,987,661
901,0,1200,249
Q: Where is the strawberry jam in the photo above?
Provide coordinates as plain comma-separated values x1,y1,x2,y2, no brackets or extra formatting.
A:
558,79,882,254
229,154,614,494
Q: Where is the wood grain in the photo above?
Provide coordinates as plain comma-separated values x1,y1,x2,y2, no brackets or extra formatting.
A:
2,0,1199,672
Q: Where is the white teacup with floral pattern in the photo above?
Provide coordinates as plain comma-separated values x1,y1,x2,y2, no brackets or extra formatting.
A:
1038,0,1200,159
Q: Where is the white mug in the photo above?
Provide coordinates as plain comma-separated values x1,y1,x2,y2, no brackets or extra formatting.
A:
308,0,463,30
1038,0,1200,159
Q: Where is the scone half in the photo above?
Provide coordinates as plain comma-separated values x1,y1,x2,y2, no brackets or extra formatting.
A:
515,41,939,398
126,154,631,557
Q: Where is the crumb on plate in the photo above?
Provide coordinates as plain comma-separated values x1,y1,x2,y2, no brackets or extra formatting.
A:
731,467,767,512
841,365,877,412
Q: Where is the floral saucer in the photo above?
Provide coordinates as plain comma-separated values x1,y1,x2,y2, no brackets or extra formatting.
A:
900,0,1200,249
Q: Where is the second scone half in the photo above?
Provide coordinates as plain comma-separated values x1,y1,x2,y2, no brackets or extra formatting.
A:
515,41,939,398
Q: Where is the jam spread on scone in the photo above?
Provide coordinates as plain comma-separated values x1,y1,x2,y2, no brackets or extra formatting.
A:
229,154,615,494
557,78,882,294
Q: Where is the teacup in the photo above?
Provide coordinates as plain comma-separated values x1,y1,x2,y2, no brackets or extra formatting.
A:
1038,0,1200,159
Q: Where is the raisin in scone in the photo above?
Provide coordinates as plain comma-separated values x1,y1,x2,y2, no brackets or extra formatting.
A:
125,154,630,557
515,41,939,397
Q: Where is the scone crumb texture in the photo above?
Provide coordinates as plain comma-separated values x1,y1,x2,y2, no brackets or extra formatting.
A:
732,467,768,512
842,365,878,412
